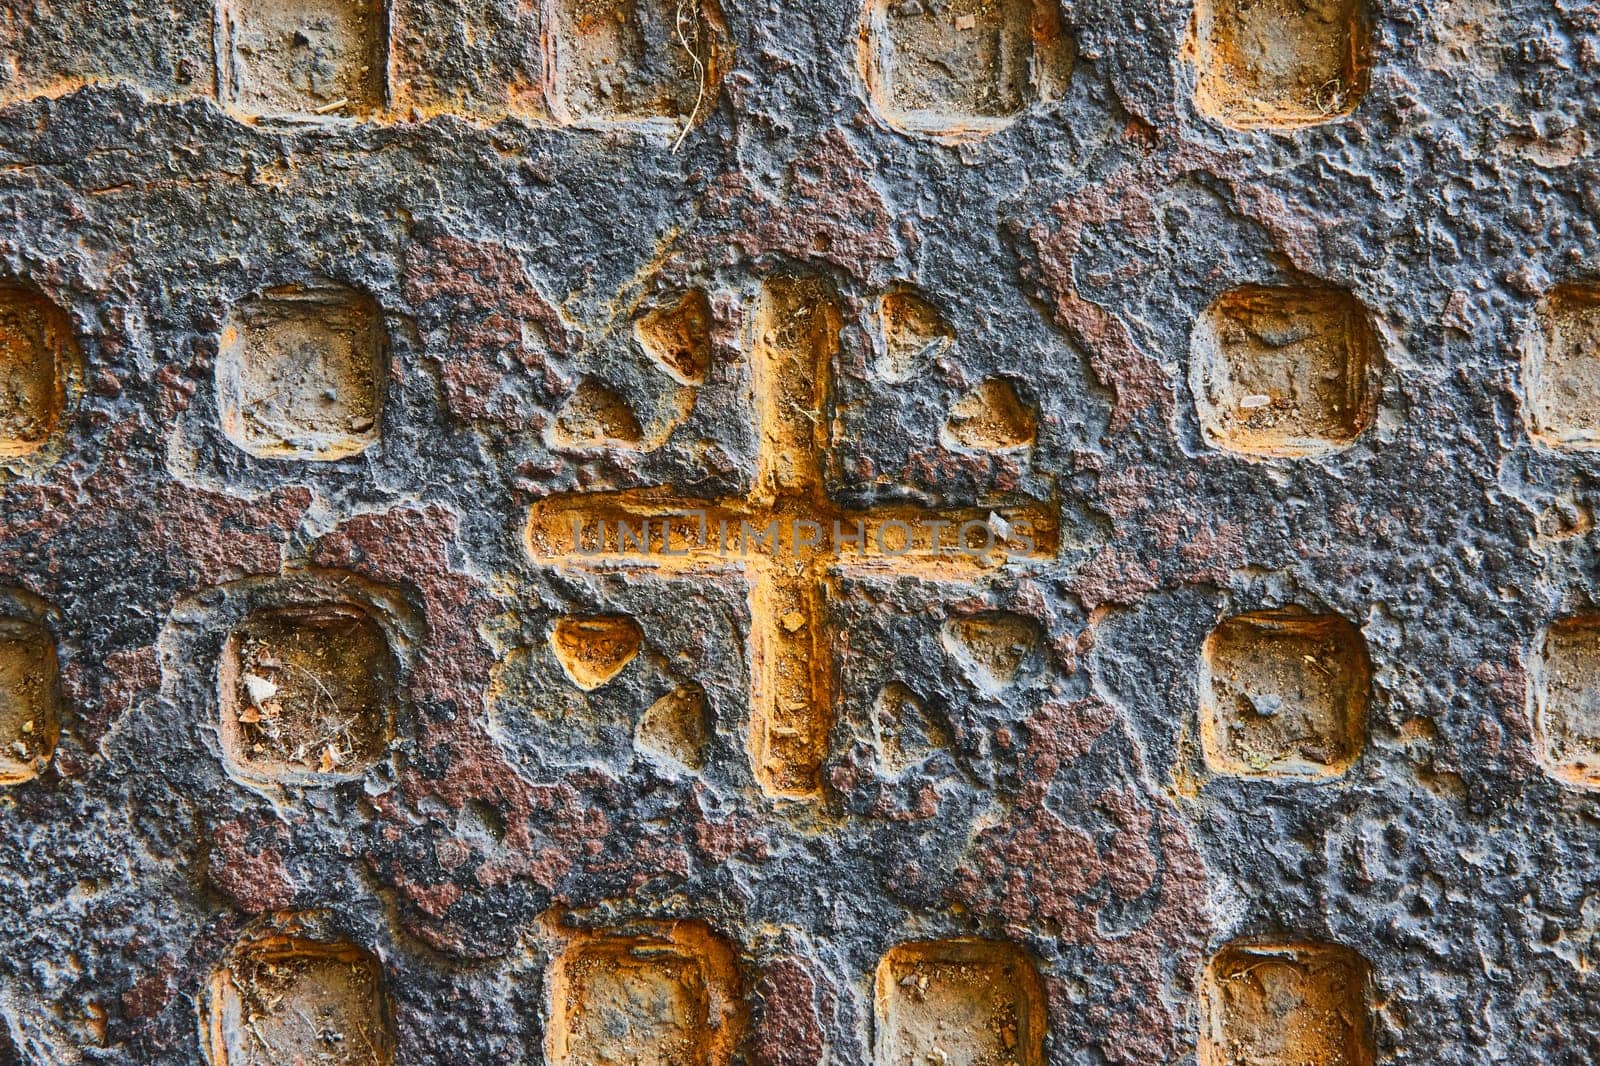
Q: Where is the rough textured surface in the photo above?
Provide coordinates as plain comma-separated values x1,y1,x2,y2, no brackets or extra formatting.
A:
0,0,1596,1063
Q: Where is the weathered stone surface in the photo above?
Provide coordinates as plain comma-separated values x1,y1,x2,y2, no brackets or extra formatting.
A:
0,0,1594,1062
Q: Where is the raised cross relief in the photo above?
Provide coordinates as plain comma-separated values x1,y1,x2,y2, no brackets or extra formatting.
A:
527,276,1059,799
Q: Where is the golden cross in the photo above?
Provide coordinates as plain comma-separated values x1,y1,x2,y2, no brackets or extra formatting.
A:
527,276,1058,799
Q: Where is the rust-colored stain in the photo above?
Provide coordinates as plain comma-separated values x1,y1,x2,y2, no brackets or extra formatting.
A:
1189,284,1380,459
0,614,60,785
203,919,394,1066
1524,282,1600,451
1199,942,1374,1066
219,602,398,788
544,919,746,1066
1198,608,1371,780
873,939,1046,1066
1187,0,1371,129
1528,614,1600,790
858,0,1073,140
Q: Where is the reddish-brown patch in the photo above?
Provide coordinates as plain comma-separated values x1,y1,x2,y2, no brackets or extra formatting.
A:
1023,140,1329,433
949,695,1211,1064
750,958,827,1066
670,131,900,289
402,233,571,429
209,819,298,913
121,957,178,1021
1069,548,1160,610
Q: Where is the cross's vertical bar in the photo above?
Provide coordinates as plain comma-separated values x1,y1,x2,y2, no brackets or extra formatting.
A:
748,560,831,798
749,275,840,506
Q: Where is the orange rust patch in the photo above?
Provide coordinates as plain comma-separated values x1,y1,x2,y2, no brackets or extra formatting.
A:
217,0,390,121
0,284,75,459
204,930,393,1066
0,616,60,785
636,290,714,387
858,0,1073,141
1529,614,1600,790
1199,942,1373,1066
1188,0,1370,129
545,921,745,1066
873,939,1046,1066
527,276,1059,800
550,615,644,691
217,285,386,461
1524,283,1600,450
943,379,1038,453
1190,285,1378,459
219,603,397,788
541,0,729,128
1199,609,1370,779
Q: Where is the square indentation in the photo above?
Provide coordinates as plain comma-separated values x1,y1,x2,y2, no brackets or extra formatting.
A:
543,0,726,126
0,285,73,459
0,618,60,785
1190,285,1377,458
545,922,744,1066
219,604,396,786
218,0,388,120
1199,609,1370,779
207,935,393,1066
873,939,1046,1066
217,286,385,461
1529,614,1600,789
1190,0,1369,129
860,0,1072,138
1525,284,1600,450
1200,942,1373,1066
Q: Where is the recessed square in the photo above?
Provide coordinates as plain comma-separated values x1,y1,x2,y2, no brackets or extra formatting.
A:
1524,284,1600,450
1199,609,1369,779
217,286,385,461
219,603,396,787
206,934,393,1066
1190,285,1377,458
542,0,726,126
1529,614,1600,789
217,0,388,120
0,617,61,785
545,922,744,1066
859,0,1072,139
1190,0,1369,130
873,939,1046,1066
1200,942,1373,1066
0,285,74,459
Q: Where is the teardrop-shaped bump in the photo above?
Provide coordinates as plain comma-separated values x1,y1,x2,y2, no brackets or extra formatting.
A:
551,616,643,691
635,683,710,772
941,612,1041,696
635,290,713,386
871,682,948,775
942,379,1037,453
876,290,953,384
550,379,644,449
